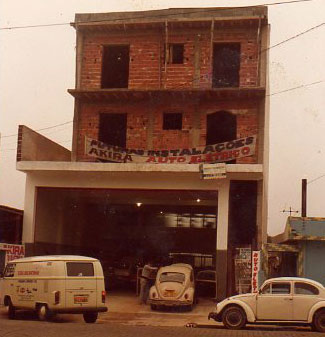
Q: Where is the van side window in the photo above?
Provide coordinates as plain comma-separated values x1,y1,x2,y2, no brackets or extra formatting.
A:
66,262,94,277
4,263,16,277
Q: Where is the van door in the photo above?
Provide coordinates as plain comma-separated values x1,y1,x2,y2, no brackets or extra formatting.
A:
65,262,97,308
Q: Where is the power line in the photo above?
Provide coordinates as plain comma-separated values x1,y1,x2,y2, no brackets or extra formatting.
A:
308,174,325,185
1,121,73,139
0,0,314,31
267,79,324,96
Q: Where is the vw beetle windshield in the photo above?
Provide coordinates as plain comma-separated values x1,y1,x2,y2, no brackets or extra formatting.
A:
159,272,185,283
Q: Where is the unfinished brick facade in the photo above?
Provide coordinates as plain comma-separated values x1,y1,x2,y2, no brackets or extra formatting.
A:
69,7,267,165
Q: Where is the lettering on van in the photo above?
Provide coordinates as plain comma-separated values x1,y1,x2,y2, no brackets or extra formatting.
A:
18,270,40,276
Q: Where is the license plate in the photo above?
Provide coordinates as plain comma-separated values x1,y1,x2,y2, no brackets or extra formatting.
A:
164,290,175,297
74,295,88,303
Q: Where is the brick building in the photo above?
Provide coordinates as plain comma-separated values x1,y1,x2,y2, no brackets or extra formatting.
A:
17,7,270,299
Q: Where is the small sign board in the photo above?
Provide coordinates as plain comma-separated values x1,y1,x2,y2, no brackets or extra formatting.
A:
251,250,261,293
199,163,226,179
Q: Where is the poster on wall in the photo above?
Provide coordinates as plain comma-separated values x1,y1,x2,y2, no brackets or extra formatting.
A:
84,135,256,164
234,247,252,294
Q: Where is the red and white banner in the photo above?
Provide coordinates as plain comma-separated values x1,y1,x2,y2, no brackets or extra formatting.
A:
85,135,256,164
251,250,260,293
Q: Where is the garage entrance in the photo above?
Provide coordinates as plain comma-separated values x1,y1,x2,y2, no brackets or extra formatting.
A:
33,188,218,290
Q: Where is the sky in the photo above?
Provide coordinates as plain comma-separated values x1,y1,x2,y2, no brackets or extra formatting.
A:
0,0,324,236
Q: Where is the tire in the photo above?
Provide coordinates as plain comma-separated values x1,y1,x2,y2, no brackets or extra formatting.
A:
5,298,15,320
83,312,98,323
312,309,325,332
37,304,52,321
222,306,246,330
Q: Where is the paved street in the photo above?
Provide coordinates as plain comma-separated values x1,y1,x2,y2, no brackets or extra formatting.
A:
0,310,324,337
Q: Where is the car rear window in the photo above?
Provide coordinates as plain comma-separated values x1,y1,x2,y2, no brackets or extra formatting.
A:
160,272,185,283
294,282,319,295
66,262,94,277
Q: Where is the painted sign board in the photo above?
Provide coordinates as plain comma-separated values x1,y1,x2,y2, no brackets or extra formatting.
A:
251,250,261,293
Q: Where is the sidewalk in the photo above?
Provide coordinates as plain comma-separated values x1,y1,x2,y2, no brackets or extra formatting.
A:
100,290,217,327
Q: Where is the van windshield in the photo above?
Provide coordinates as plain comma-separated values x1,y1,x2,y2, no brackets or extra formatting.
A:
66,262,94,277
159,272,185,283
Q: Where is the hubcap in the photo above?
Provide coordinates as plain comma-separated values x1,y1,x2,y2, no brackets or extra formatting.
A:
227,311,242,326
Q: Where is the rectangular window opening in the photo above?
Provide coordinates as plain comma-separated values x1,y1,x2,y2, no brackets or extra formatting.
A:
165,44,184,64
212,43,240,88
163,113,182,130
101,45,129,89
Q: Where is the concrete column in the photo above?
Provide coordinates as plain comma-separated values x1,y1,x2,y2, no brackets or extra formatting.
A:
216,180,230,301
22,175,37,255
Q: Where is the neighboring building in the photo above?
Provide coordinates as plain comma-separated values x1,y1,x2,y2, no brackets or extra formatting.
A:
0,205,23,244
17,7,270,300
0,205,24,274
268,217,325,285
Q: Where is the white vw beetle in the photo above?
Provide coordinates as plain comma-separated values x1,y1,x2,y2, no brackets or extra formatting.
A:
148,263,195,310
208,277,325,332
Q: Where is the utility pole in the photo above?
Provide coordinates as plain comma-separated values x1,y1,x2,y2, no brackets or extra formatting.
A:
302,178,307,217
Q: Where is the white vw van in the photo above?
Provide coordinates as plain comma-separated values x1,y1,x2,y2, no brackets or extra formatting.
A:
1,255,107,323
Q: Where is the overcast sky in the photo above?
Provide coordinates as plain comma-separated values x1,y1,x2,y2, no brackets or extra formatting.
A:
0,0,324,236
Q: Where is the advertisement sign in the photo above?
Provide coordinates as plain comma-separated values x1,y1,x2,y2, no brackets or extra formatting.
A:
0,243,25,264
251,250,261,293
199,163,226,179
85,135,256,164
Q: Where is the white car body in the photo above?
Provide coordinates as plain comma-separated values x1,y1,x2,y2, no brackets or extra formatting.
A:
148,263,195,309
208,277,325,332
1,255,107,322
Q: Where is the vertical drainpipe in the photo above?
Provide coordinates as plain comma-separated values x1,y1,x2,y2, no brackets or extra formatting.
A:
164,20,168,89
72,25,83,162
209,19,215,86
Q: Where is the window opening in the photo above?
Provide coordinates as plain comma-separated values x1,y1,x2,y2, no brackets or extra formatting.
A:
212,43,240,88
101,45,129,88
206,110,236,145
99,113,127,148
168,44,184,64
163,113,182,130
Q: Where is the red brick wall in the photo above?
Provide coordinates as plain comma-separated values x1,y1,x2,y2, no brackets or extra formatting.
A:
77,24,261,164
76,99,259,164
80,25,259,90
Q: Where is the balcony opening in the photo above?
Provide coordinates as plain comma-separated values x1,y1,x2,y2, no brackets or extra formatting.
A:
163,113,182,130
101,45,129,88
206,110,237,163
99,113,127,148
212,43,240,88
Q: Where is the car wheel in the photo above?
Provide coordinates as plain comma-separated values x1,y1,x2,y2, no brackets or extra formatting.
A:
37,304,52,321
83,312,98,323
5,298,15,320
312,309,325,332
222,306,246,330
